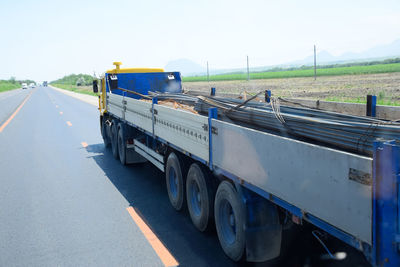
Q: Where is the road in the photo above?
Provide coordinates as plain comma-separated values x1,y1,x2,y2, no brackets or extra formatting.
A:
0,88,31,128
0,87,370,267
0,86,237,267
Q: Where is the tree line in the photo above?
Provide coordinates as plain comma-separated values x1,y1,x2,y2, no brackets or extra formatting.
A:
6,77,35,85
51,74,94,86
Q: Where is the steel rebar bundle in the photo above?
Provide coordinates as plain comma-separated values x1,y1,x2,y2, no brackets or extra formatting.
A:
150,92,400,156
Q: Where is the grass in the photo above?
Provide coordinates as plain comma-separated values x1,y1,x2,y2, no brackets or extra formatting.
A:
0,81,21,93
183,63,400,82
324,96,400,106
51,83,97,96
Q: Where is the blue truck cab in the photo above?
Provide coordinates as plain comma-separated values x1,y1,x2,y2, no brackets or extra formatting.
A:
104,62,182,98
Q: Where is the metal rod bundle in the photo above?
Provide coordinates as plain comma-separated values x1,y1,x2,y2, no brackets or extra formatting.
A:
148,92,400,156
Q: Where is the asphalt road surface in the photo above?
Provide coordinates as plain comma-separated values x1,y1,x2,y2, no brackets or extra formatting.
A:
0,87,370,267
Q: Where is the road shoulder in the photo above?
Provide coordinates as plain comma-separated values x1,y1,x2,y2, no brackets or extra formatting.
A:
50,85,98,106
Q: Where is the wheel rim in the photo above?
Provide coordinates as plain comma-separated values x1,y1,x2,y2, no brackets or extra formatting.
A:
168,166,178,199
219,199,236,245
190,179,202,217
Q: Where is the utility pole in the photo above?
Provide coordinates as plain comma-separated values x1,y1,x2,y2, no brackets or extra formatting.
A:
247,55,250,81
314,45,317,81
207,61,210,83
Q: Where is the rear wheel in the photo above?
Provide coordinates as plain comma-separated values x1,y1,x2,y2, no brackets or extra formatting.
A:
117,123,126,165
111,120,119,159
166,152,185,211
215,181,245,261
186,163,214,232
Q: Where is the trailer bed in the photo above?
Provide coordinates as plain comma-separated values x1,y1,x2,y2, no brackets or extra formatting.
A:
107,92,373,245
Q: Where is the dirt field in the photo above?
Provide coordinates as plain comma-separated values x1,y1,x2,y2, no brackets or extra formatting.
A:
182,72,400,104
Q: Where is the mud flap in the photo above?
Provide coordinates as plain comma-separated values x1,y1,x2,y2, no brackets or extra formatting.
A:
123,125,147,164
126,148,147,163
236,184,282,262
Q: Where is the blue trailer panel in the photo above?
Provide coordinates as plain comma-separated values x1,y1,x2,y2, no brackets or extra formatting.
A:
105,72,182,98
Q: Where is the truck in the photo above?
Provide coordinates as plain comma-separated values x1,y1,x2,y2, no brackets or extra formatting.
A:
94,62,400,266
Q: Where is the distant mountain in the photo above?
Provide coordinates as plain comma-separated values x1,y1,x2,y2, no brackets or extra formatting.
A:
169,39,400,77
165,59,206,76
294,38,400,65
361,39,400,58
295,51,337,65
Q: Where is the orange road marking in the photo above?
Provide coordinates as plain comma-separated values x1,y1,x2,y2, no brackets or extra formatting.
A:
60,111,63,115
0,92,33,133
66,121,72,126
81,142,88,148
126,207,179,267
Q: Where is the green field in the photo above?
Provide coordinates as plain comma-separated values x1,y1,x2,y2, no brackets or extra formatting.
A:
52,84,97,96
183,63,400,82
0,80,21,93
324,96,400,106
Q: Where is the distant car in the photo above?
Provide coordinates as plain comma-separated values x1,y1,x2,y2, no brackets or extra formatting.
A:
29,83,35,88
22,83,28,89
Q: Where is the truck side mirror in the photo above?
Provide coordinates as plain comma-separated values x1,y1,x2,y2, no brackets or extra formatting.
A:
93,80,98,93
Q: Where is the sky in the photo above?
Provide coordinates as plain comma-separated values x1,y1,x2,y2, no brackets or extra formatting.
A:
0,0,399,81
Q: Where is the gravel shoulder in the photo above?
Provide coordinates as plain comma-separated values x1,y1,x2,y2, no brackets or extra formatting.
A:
50,85,98,106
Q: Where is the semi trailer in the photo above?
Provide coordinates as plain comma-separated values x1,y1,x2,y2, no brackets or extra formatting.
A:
94,62,400,266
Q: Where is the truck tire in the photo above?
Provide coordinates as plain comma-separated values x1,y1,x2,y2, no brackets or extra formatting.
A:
101,117,110,148
215,181,245,261
111,120,119,159
186,163,214,232
166,152,185,211
117,123,126,165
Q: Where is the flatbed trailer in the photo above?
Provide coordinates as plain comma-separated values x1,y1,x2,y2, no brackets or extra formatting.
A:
94,62,400,266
